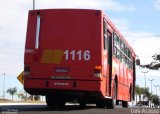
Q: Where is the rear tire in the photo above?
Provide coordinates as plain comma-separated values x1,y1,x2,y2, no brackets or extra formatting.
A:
79,99,86,108
46,95,54,107
46,95,66,109
106,80,117,109
122,101,128,108
96,100,106,108
56,101,66,109
106,99,115,109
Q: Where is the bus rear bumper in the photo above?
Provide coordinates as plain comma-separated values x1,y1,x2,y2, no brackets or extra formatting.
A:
24,78,102,95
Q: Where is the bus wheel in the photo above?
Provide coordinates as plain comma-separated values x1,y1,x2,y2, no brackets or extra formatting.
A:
53,97,66,109
106,80,117,109
79,100,86,108
46,95,54,107
96,100,106,108
46,95,66,109
106,98,115,109
56,100,66,109
122,101,128,108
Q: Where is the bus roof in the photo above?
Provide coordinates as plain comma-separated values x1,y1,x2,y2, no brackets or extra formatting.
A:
102,11,135,56
29,9,135,56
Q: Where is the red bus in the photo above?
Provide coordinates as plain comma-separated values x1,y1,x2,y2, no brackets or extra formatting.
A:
24,9,137,108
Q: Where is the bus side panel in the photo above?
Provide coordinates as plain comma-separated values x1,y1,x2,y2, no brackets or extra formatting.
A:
112,57,131,101
25,11,38,64
117,63,124,100
25,11,37,49
117,83,123,100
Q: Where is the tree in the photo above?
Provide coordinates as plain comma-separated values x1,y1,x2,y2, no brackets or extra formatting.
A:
142,88,151,107
135,86,152,106
135,85,142,103
141,54,160,70
142,88,151,99
16,92,26,101
7,87,17,101
151,95,160,107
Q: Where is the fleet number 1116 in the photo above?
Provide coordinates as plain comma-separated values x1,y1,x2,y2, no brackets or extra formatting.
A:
64,50,91,61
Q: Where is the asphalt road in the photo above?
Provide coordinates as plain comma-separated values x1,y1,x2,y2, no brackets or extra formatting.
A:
0,103,159,114
0,103,160,114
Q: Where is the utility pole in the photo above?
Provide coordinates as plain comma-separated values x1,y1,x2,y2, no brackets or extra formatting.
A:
3,73,5,99
148,79,154,107
148,79,154,94
154,85,159,96
141,70,149,89
33,0,35,10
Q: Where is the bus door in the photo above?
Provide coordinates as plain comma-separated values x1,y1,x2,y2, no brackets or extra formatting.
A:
103,19,113,96
107,30,113,96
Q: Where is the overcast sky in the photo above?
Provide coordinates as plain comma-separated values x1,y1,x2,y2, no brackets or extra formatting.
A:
0,0,160,99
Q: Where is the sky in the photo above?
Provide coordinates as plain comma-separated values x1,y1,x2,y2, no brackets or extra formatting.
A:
0,0,160,100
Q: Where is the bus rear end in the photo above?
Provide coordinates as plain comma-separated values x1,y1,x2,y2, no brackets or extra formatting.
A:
24,9,104,106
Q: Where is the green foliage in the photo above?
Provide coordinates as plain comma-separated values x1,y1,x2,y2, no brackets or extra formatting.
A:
6,87,17,101
141,87,151,100
135,85,160,107
16,92,26,101
141,54,160,70
135,85,142,100
151,95,160,106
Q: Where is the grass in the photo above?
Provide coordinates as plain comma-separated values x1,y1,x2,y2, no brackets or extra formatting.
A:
0,98,46,103
0,98,13,103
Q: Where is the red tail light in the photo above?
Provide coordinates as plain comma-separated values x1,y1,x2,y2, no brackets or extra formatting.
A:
24,65,30,76
94,66,102,78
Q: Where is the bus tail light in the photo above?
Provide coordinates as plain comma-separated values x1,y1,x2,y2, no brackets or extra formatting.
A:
24,65,30,76
94,66,102,78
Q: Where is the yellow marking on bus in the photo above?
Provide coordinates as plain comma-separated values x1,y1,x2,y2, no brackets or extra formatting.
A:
41,49,64,64
51,50,64,64
41,50,53,63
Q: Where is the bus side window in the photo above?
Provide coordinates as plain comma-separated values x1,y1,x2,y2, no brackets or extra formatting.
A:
103,19,108,50
125,56,128,66
114,33,120,48
114,46,117,57
128,49,132,60
120,39,124,52
119,51,122,62
117,49,120,60
122,54,125,64
124,45,128,56
113,31,133,69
